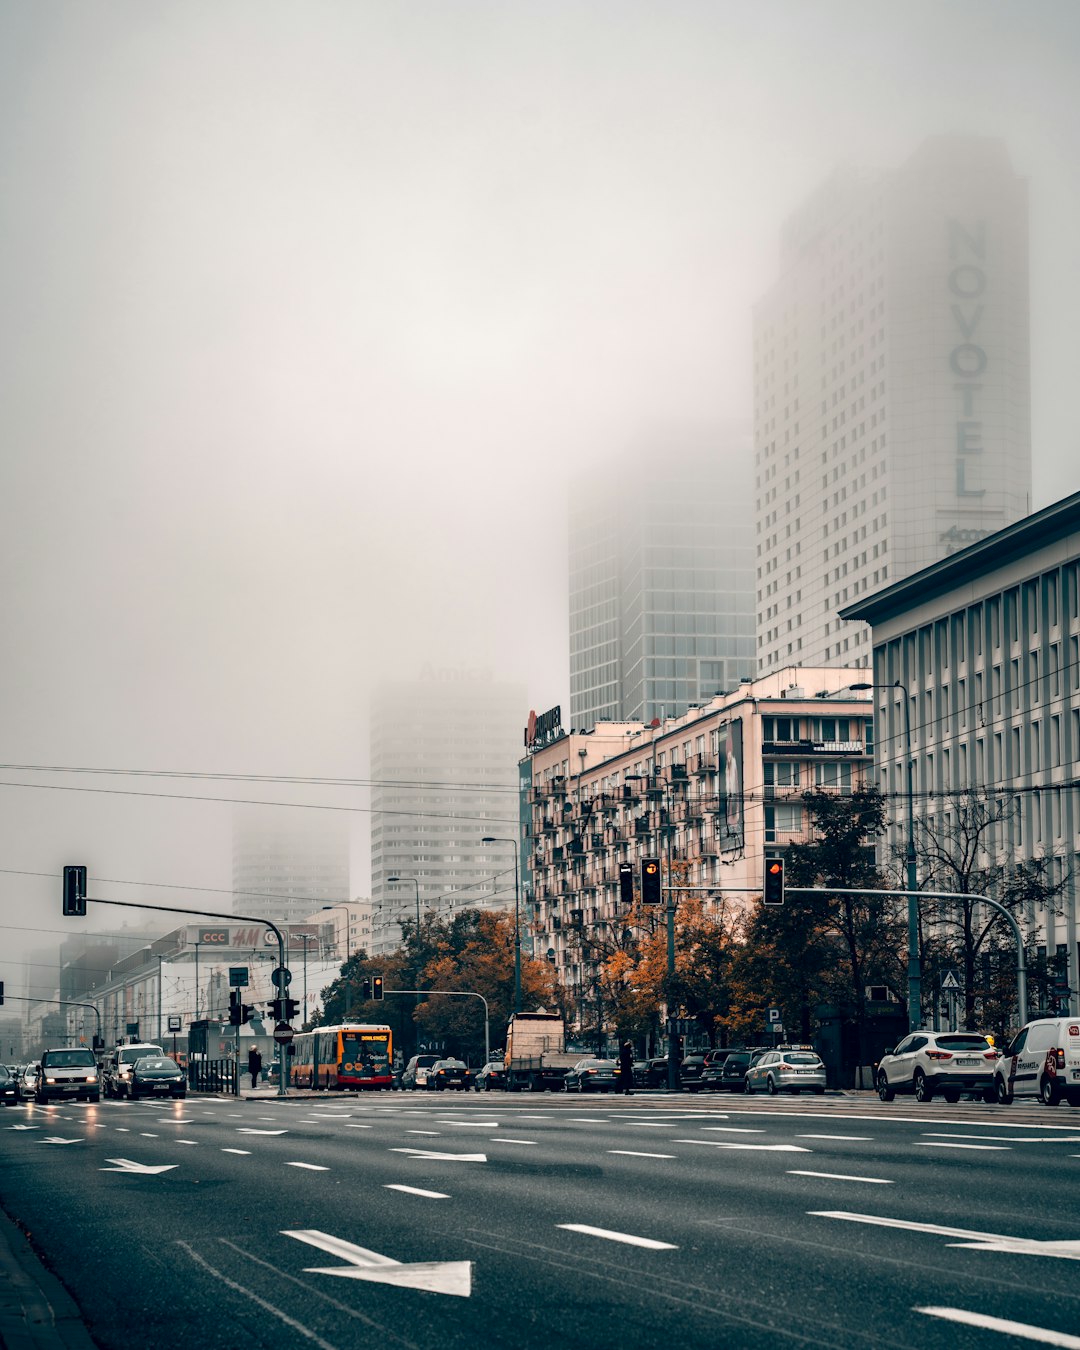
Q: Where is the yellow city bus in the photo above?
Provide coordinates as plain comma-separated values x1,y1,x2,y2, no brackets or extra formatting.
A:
290,1023,394,1090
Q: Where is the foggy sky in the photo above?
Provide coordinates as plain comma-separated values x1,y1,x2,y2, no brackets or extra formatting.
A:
2,1,1079,993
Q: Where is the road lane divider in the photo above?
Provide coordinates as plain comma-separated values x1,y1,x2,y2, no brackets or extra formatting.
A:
557,1224,677,1250
787,1170,892,1184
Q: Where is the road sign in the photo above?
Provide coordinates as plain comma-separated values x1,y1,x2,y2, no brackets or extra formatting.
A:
941,970,961,991
229,966,249,988
767,1007,782,1023
273,1021,295,1044
167,1015,182,1033
271,966,292,990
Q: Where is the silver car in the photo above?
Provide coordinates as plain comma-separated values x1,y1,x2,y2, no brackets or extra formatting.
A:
744,1047,826,1095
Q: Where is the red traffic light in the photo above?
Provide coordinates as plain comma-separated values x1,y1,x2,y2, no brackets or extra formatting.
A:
763,857,785,906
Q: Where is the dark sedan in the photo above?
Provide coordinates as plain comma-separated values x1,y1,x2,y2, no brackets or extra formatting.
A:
0,1065,16,1106
473,1061,506,1091
701,1050,752,1092
679,1055,707,1091
129,1056,186,1100
429,1059,472,1090
564,1058,618,1093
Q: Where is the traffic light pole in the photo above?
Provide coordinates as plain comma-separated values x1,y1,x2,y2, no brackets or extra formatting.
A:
70,895,290,1097
1,994,102,1049
382,989,490,1067
787,886,1028,1026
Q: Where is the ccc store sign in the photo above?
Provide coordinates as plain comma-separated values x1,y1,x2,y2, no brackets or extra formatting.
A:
199,929,230,944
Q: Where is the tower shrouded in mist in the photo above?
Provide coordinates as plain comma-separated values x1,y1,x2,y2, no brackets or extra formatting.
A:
569,434,755,730
754,136,1031,673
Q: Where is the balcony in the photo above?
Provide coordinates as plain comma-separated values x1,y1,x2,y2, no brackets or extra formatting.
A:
761,738,868,758
689,753,714,775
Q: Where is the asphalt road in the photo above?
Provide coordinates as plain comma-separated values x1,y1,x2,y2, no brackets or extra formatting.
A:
1,1090,1078,1350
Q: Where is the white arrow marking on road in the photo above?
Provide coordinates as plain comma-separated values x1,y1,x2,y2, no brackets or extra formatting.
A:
100,1158,178,1174
918,1306,1080,1347
283,1229,471,1297
558,1224,677,1251
37,1137,82,1145
674,1139,811,1152
813,1212,1080,1261
8,1124,38,1130
390,1147,487,1162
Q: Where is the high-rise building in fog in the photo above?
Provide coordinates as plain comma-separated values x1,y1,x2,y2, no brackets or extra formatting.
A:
754,136,1031,673
231,808,351,927
369,671,525,956
569,434,755,729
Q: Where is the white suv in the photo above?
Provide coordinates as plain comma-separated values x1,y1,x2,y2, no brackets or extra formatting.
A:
876,1031,999,1103
104,1043,166,1099
993,1016,1080,1106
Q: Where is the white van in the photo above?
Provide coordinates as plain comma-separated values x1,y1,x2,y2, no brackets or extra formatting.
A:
993,1016,1080,1106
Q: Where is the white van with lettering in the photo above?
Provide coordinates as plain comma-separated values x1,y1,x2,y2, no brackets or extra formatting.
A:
993,1017,1080,1106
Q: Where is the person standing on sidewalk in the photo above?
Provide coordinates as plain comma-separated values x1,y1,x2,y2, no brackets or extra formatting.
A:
247,1046,263,1090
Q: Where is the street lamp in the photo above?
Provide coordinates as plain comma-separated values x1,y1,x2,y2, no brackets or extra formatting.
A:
387,877,421,932
482,835,521,1014
321,904,353,961
850,679,920,1031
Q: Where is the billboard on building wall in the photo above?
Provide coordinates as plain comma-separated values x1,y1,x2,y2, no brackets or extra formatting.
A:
717,721,744,849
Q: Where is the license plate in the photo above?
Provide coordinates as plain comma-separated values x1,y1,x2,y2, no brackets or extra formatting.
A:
955,1058,979,1066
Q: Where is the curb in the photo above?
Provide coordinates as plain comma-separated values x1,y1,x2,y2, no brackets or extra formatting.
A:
0,1203,97,1350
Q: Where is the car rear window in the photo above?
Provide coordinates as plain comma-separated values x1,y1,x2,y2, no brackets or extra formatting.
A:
725,1053,751,1065
784,1053,822,1065
937,1035,991,1051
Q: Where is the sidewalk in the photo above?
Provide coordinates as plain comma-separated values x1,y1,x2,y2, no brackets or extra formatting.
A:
0,1204,96,1350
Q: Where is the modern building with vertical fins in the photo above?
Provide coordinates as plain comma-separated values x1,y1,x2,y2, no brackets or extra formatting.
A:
754,136,1032,675
569,433,755,730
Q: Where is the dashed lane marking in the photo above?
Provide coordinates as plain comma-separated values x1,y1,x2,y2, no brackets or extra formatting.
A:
558,1224,677,1251
917,1306,1080,1346
286,1162,330,1171
222,1148,251,1155
787,1170,893,1184
489,1138,537,1145
915,1141,1010,1151
608,1150,676,1159
385,1185,449,1199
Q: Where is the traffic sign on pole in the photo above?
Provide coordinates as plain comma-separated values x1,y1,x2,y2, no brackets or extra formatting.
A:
273,1022,295,1045
271,966,292,990
229,966,249,988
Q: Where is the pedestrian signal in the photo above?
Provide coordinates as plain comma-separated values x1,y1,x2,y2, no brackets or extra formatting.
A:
361,977,372,1000
763,857,785,906
640,858,662,905
618,862,634,906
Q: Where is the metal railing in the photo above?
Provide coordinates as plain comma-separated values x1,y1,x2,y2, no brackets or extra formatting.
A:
188,1059,238,1096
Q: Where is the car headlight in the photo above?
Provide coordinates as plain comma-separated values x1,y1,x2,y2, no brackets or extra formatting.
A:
87,1071,97,1081
46,1077,57,1084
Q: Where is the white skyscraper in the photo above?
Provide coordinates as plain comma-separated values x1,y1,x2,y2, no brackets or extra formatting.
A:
231,808,351,927
754,136,1031,673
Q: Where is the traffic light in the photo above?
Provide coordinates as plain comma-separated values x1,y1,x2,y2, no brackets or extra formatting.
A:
372,975,384,1001
242,1005,256,1025
360,977,372,1000
763,857,785,906
640,857,662,905
283,998,300,1021
618,862,634,906
266,997,286,1023
229,990,243,1026
62,865,87,917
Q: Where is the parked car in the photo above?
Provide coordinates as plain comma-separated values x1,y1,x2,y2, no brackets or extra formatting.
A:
401,1054,443,1090
473,1060,507,1091
643,1057,670,1088
428,1059,472,1091
744,1047,826,1095
35,1047,100,1104
701,1050,752,1092
876,1031,998,1104
678,1055,708,1091
564,1058,618,1093
993,1016,1080,1106
103,1043,166,1099
631,1059,650,1088
0,1065,16,1106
